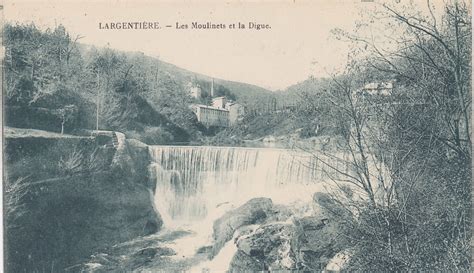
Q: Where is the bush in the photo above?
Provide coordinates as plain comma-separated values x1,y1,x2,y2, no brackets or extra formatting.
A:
125,126,174,145
5,177,30,229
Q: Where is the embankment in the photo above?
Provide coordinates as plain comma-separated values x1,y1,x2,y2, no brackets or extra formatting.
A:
4,128,162,273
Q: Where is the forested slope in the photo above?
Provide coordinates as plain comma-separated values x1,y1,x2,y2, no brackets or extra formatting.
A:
4,23,271,144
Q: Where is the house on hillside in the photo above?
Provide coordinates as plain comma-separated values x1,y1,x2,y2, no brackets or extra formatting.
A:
353,81,395,101
187,82,202,99
362,82,394,96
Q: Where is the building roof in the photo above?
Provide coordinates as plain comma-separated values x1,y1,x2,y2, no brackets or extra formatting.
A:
193,104,229,112
212,96,226,100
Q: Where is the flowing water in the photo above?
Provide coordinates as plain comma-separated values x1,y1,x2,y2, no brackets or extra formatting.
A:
148,145,349,271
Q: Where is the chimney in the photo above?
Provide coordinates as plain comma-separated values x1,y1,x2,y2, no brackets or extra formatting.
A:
210,78,214,97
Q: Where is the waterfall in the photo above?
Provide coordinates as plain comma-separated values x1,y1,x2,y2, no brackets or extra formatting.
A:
149,145,348,225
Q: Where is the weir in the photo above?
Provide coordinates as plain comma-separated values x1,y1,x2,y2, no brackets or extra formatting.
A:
149,145,349,225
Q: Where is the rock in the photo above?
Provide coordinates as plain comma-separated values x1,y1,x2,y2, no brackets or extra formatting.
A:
76,229,192,272
89,253,122,266
313,192,348,218
228,215,341,272
124,139,155,190
230,223,297,271
83,246,177,272
266,203,293,222
325,249,352,271
196,245,213,254
136,247,159,259
144,220,160,235
293,216,339,271
128,247,176,269
211,198,273,257
132,247,176,259
266,202,312,223
228,250,264,273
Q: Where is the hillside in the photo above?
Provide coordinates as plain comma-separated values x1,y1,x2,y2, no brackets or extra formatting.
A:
212,76,347,144
145,57,273,102
4,23,272,144
273,76,327,104
78,44,273,104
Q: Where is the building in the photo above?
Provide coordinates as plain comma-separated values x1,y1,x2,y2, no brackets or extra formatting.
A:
226,102,245,125
352,81,395,106
212,97,227,109
190,78,245,127
190,85,202,98
192,101,245,127
187,82,202,99
192,104,229,127
356,81,394,97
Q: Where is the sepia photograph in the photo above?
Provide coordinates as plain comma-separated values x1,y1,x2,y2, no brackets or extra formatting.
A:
2,0,472,272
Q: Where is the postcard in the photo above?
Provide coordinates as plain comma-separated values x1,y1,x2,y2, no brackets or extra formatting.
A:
3,0,472,272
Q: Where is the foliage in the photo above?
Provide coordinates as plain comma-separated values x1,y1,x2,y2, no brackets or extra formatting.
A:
55,104,78,134
4,23,252,142
4,24,80,105
311,1,472,271
5,177,30,229
125,126,175,145
217,77,348,141
195,79,237,101
58,148,83,175
58,145,111,176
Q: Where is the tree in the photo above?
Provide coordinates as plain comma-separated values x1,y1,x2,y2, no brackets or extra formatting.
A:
56,105,78,134
215,85,236,101
333,0,471,159
303,1,471,270
4,24,83,106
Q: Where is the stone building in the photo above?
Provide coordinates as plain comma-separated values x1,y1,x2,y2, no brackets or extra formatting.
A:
191,79,245,127
192,104,229,127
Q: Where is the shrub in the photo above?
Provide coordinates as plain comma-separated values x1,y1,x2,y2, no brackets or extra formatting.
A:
126,126,174,145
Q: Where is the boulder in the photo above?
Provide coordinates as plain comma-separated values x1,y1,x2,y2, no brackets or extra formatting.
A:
228,215,341,272
126,247,176,269
230,223,297,271
211,198,273,257
293,215,339,271
266,203,294,222
325,249,352,271
228,250,264,273
313,192,349,219
78,246,177,272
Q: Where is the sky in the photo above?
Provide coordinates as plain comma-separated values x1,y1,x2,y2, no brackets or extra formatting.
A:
4,0,427,90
